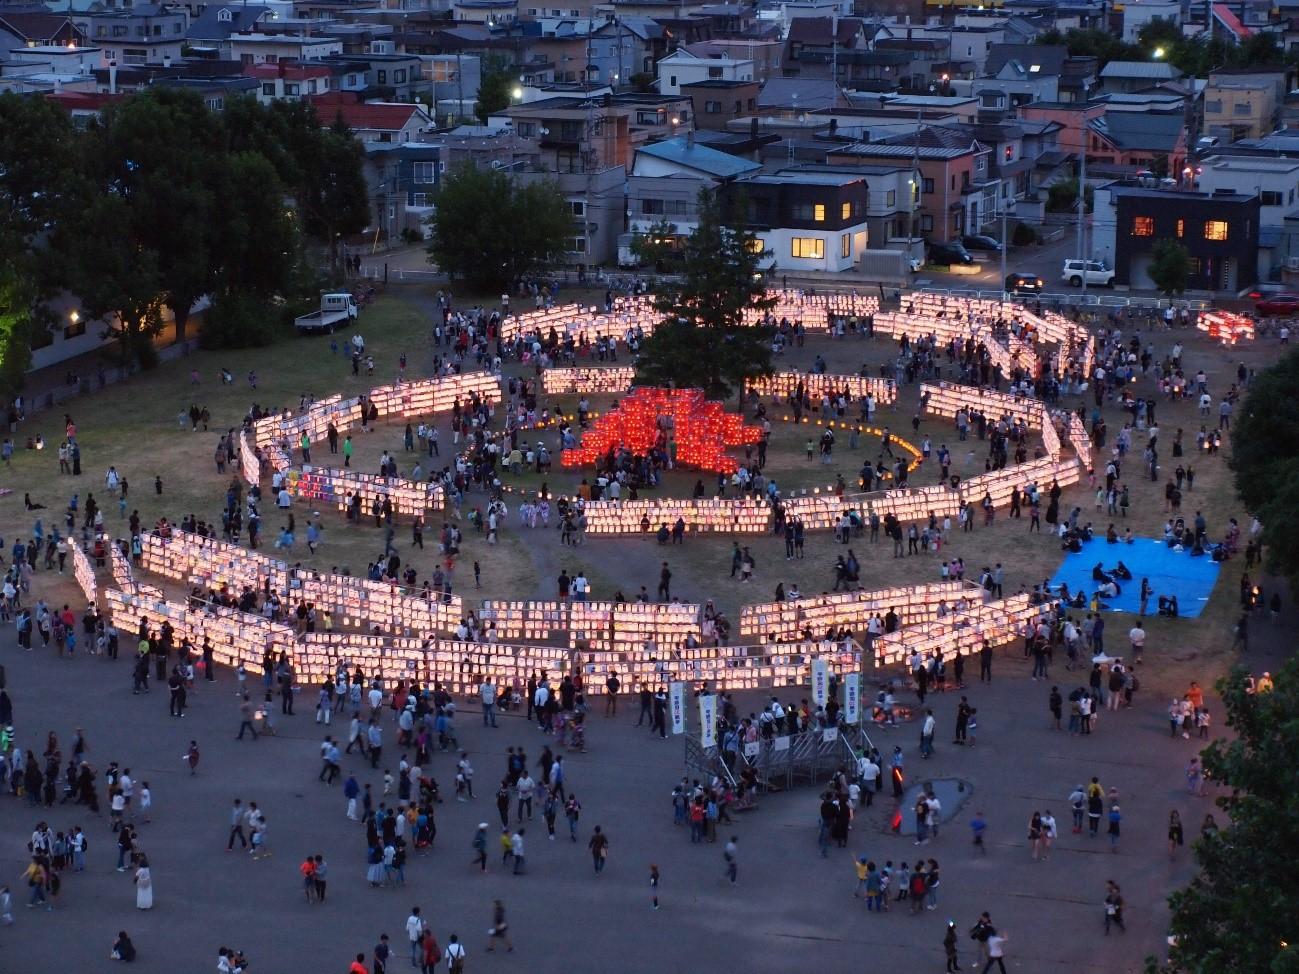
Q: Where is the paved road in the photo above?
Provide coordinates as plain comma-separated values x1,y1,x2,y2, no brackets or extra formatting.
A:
0,612,1223,973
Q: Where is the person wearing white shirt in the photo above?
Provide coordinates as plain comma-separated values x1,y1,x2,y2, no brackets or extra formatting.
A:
405,908,426,966
444,936,467,972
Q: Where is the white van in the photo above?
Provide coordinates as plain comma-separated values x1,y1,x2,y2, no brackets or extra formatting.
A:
1061,259,1115,287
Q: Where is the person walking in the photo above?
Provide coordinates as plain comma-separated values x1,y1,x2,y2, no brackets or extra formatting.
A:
471,823,488,872
723,835,738,884
982,931,1008,974
1167,810,1184,858
405,907,426,968
1104,881,1126,934
486,900,513,953
443,935,466,973
226,798,248,851
588,825,609,874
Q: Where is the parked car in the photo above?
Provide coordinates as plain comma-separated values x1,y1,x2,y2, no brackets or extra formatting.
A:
962,234,1004,253
1005,272,1044,294
1253,292,1299,316
1061,258,1115,287
928,242,974,266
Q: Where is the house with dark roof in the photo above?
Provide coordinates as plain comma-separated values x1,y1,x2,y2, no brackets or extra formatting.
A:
0,11,82,64
757,76,849,113
974,43,1068,106
1087,110,1186,174
185,4,270,59
826,125,995,242
315,98,436,143
1097,61,1184,96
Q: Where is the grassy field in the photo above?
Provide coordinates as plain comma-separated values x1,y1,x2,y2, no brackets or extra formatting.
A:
0,287,1265,698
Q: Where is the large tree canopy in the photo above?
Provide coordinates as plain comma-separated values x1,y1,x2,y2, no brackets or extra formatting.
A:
2,91,364,370
1159,660,1299,974
426,165,571,292
1228,346,1299,587
634,189,776,400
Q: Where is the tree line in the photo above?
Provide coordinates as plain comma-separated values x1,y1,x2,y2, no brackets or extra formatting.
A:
0,87,370,390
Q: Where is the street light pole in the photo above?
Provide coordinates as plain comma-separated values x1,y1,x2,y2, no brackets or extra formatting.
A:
1078,82,1090,303
1001,201,1009,299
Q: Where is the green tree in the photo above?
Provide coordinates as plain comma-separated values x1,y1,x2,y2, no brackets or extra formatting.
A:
60,193,165,367
1228,346,1299,587
0,92,82,393
1148,239,1190,296
475,55,514,124
85,87,229,341
634,189,776,400
426,165,570,291
628,219,679,269
1157,660,1299,974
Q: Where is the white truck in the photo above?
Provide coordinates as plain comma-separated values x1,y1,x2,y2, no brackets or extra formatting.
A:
295,292,359,334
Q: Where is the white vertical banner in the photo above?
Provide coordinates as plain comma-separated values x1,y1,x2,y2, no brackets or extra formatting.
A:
811,659,829,707
699,694,718,748
843,673,860,725
670,681,686,735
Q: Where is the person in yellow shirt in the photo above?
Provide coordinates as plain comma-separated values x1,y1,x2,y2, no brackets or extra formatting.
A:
23,858,48,909
853,856,870,898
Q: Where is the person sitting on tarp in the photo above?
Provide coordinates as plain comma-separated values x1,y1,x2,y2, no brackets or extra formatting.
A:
1211,543,1228,563
1092,563,1113,583
1158,595,1180,617
1190,536,1206,557
1096,579,1121,599
1062,532,1083,553
1058,583,1087,608
1106,524,1119,544
1112,562,1133,581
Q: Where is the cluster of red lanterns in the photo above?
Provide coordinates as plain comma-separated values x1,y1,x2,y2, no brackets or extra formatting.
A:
561,387,763,475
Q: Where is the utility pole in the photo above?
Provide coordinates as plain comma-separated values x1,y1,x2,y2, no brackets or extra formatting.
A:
907,110,920,246
1000,199,1011,299
1078,82,1090,302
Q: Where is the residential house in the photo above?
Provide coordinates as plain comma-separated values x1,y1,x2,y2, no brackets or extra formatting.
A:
0,11,83,65
154,74,261,111
610,91,694,139
656,47,753,95
706,38,782,84
1203,69,1284,142
827,125,995,241
452,0,518,25
186,5,273,59
504,95,634,171
908,23,1001,75
1087,109,1186,174
364,141,442,241
1209,2,1253,44
727,167,870,271
72,5,187,67
1097,61,1183,97
757,76,848,113
1196,154,1299,279
681,78,759,131
318,98,435,142
246,59,332,102
324,52,427,99
228,32,342,66
1091,182,1258,291
2,44,100,93
1119,0,1179,42
780,15,866,75
974,44,1067,108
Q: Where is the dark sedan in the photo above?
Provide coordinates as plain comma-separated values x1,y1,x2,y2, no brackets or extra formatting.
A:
1005,272,1044,294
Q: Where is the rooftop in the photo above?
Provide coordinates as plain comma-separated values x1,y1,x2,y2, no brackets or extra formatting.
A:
636,136,762,177
741,169,866,187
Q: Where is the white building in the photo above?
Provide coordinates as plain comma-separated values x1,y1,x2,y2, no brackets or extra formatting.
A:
656,49,753,96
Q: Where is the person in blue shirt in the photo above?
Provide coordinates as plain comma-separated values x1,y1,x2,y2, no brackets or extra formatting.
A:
970,811,987,853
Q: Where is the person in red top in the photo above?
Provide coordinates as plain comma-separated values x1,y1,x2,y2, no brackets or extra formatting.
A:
349,954,368,974
419,930,440,974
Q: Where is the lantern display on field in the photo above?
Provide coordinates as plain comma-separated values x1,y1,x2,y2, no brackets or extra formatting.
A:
560,387,764,474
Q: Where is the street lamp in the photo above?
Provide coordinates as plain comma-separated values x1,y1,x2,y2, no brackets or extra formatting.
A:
511,85,523,101
1153,46,1166,59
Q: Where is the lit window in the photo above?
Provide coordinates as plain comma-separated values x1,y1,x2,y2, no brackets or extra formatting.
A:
840,233,851,259
1176,218,1184,237
841,202,851,220
1204,220,1229,241
791,237,824,259
1132,216,1154,237
813,204,826,222
747,238,765,254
